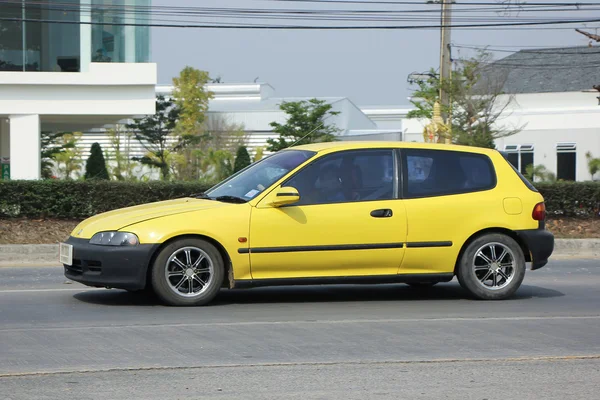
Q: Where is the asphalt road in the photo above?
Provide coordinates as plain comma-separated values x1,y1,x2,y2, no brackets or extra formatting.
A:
0,259,599,399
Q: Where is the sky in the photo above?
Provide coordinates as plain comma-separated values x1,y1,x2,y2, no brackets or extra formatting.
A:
151,0,600,106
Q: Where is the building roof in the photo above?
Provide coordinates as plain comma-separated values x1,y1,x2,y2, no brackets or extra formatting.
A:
489,46,600,94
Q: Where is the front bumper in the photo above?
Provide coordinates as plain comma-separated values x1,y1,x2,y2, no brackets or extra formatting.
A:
63,236,159,290
515,228,554,270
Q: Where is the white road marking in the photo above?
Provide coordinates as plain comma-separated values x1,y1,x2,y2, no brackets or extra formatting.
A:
0,315,599,333
0,288,99,294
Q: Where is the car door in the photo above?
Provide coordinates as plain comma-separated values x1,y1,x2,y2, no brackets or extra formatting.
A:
399,148,498,275
248,148,407,280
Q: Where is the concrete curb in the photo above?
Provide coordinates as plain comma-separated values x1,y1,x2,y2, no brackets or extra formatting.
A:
0,239,599,267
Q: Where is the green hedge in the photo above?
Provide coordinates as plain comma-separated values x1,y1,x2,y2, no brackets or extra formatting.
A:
536,182,600,218
0,180,598,219
0,180,214,219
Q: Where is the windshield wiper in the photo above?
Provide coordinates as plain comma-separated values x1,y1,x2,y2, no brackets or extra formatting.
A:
213,195,247,204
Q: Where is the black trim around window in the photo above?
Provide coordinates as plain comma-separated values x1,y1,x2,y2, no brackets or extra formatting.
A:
405,241,453,248
277,148,400,207
401,148,498,200
237,241,453,254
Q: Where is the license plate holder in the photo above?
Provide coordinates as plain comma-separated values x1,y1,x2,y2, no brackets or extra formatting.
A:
59,243,73,266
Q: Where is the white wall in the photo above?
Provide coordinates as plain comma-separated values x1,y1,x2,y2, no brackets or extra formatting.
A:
401,91,600,181
0,119,9,160
9,115,41,180
0,63,156,117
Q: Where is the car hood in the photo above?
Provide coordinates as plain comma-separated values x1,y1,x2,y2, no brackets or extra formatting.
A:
71,198,232,239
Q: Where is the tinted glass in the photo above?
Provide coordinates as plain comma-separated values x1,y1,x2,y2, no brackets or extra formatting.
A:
205,150,315,200
503,155,538,192
557,152,576,181
0,1,80,72
284,149,395,205
506,153,519,170
520,153,534,175
404,149,495,198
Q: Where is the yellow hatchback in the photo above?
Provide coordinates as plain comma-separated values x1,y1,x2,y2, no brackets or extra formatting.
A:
61,142,554,306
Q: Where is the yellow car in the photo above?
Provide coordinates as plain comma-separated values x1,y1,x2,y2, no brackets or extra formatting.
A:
60,142,554,306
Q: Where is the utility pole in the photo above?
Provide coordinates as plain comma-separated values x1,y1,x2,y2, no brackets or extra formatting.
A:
439,0,453,144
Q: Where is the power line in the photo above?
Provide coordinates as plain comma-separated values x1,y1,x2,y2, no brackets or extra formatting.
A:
2,15,600,29
453,43,592,48
4,0,600,17
2,0,600,31
453,44,600,53
262,0,600,5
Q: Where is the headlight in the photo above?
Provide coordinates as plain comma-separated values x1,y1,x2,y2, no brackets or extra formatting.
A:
89,231,139,246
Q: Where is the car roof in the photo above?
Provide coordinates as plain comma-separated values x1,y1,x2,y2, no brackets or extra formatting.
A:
290,141,498,155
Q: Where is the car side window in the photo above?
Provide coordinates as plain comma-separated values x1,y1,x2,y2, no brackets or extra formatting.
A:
284,149,395,206
404,149,496,198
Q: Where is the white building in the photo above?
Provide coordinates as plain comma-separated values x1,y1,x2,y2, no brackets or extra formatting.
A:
71,83,404,180
1,8,595,185
157,83,403,148
0,0,156,180
404,46,600,182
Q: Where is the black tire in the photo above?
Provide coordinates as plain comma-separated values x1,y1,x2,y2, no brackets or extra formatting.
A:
151,238,224,306
457,233,526,300
407,282,438,288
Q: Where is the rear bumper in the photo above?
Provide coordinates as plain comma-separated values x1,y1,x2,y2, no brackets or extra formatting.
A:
63,236,159,290
515,228,554,270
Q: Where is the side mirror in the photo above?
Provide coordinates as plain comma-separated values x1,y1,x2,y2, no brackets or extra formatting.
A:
271,186,300,207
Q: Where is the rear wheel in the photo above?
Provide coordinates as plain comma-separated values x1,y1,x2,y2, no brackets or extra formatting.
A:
457,233,525,300
151,238,224,306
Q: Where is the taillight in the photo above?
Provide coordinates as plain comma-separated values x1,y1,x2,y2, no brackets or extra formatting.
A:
532,202,546,221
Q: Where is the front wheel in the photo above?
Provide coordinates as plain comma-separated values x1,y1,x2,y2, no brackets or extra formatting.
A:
456,233,526,300
151,238,224,306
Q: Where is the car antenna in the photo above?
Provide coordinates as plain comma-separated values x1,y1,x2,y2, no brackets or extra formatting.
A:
289,122,324,148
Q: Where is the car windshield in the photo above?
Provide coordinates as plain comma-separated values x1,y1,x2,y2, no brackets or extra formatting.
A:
204,149,316,201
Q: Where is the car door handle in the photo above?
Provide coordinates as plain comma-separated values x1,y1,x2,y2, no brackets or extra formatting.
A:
370,209,393,218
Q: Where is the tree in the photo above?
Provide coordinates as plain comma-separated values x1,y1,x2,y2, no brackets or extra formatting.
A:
197,114,249,182
266,99,340,152
200,149,235,183
203,114,248,153
171,66,214,180
525,164,556,183
106,124,138,181
234,146,251,173
41,131,72,179
408,50,522,149
172,67,213,135
84,142,110,180
127,95,179,180
586,152,600,180
53,133,83,180
253,147,264,162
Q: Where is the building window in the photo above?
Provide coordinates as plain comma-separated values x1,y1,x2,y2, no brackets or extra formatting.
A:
504,144,534,175
0,0,81,72
91,0,151,63
557,143,576,181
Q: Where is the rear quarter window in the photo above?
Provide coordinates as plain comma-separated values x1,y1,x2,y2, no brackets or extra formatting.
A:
403,149,497,198
499,151,538,192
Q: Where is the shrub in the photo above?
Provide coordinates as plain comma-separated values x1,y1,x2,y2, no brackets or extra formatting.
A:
84,142,110,180
0,180,214,219
536,182,600,218
233,146,251,173
0,180,598,220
